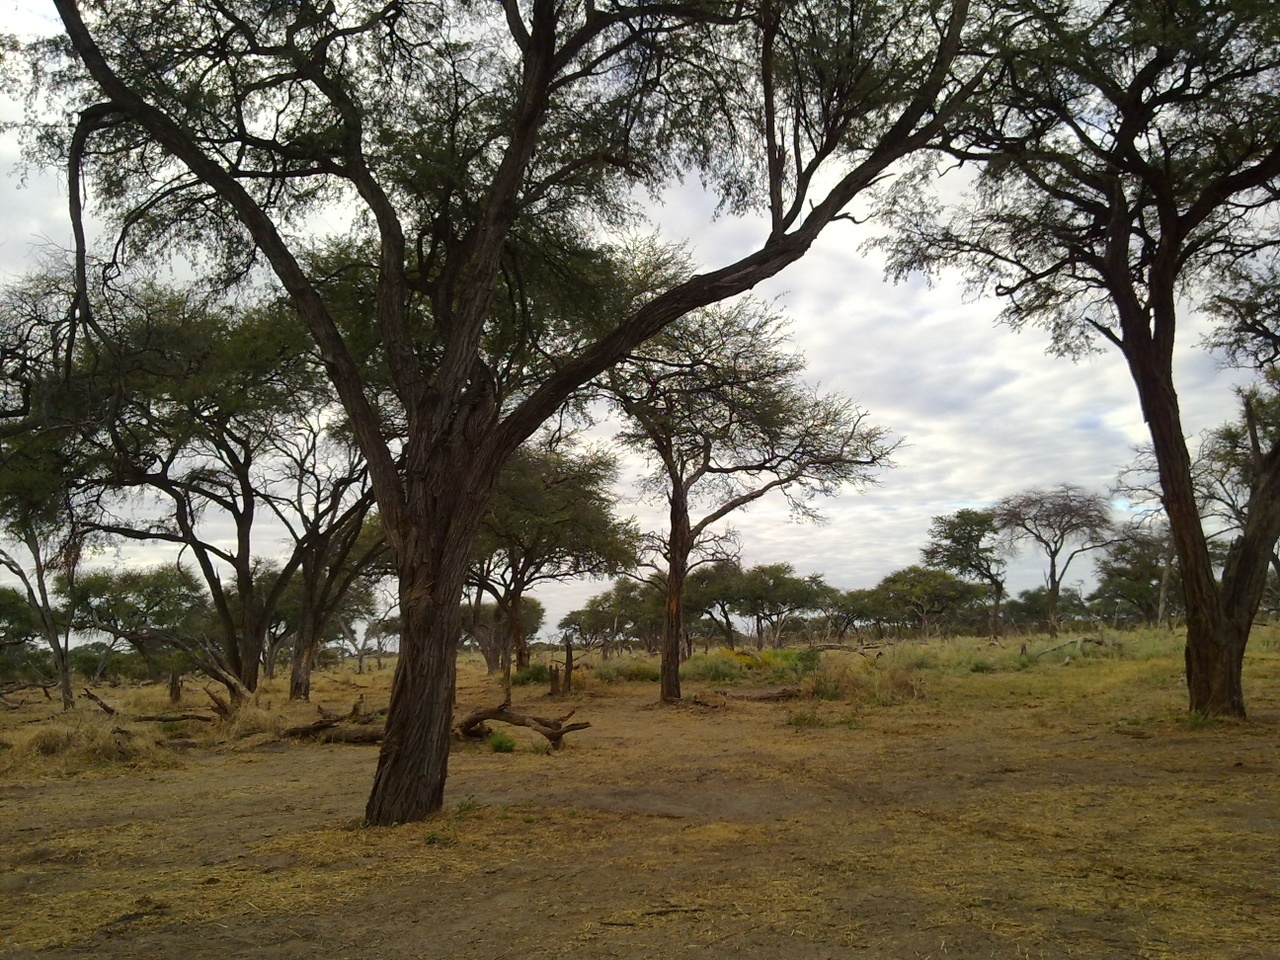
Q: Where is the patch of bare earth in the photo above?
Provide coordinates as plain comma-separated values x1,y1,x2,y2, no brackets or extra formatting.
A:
2,651,1278,960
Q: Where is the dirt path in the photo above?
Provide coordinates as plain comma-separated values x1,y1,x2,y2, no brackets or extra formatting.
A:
3,665,1279,960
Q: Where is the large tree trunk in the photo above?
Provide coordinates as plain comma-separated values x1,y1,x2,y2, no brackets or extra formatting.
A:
289,599,322,701
53,644,74,711
660,502,694,702
509,587,529,671
1122,323,1280,717
364,462,497,825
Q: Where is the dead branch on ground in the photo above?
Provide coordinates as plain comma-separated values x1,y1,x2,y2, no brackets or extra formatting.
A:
455,701,590,749
82,688,118,715
1030,636,1110,660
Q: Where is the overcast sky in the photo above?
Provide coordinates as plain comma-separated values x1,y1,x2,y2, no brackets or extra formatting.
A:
0,5,1251,633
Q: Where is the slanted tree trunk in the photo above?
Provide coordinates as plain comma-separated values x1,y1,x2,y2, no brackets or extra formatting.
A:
1124,310,1280,717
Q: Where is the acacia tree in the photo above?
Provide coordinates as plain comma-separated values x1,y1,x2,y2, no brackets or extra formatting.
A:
1089,523,1181,628
562,578,667,656
732,563,827,649
79,291,332,702
259,411,389,700
468,437,638,674
876,565,983,637
36,0,984,822
604,302,895,699
994,485,1112,638
685,559,746,649
884,0,1280,714
921,508,1007,638
0,274,99,709
70,564,214,681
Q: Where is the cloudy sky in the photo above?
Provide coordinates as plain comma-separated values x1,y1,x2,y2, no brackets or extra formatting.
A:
0,4,1250,632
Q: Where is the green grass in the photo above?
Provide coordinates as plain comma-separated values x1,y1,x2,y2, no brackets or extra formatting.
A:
510,663,551,686
591,657,661,683
486,731,517,753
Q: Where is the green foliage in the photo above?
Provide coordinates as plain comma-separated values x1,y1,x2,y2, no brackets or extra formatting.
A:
486,731,517,753
510,663,551,686
680,647,824,684
922,509,1006,590
561,579,665,652
472,436,640,663
591,657,661,683
875,566,985,636
680,650,749,682
786,709,823,728
1176,711,1215,732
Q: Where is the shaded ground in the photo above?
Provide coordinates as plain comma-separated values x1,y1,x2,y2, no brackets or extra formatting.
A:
2,643,1279,960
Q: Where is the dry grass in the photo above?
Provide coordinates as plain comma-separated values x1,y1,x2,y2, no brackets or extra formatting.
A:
2,632,1279,959
0,713,180,777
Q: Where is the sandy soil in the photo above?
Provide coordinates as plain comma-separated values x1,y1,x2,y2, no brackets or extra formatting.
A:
2,653,1279,960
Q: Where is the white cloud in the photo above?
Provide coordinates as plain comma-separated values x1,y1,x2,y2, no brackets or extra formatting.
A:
0,30,1253,636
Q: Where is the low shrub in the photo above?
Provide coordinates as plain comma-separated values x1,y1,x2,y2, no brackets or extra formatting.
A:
510,663,551,686
786,708,823,728
0,715,177,777
593,658,661,683
487,730,517,753
802,651,928,706
681,650,749,682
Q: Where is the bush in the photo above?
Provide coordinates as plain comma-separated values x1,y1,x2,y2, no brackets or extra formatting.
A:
786,708,823,728
681,650,749,682
487,730,517,753
801,652,927,706
0,715,176,777
510,663,551,686
593,657,661,683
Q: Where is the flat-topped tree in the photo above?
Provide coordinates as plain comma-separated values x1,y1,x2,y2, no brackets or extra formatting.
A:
883,0,1280,715
37,0,986,823
603,301,895,698
994,485,1113,639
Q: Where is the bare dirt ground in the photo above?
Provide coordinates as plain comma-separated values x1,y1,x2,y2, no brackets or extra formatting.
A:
2,642,1279,960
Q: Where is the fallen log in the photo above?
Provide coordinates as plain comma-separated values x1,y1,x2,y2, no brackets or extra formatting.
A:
133,713,215,724
280,717,386,743
82,688,118,716
455,701,590,749
807,644,882,656
715,685,803,702
1031,636,1109,660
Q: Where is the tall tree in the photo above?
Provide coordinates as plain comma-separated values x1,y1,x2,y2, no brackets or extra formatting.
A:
605,301,894,699
36,0,984,822
81,290,331,701
994,485,1113,637
921,508,1007,638
0,273,99,709
883,0,1280,715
